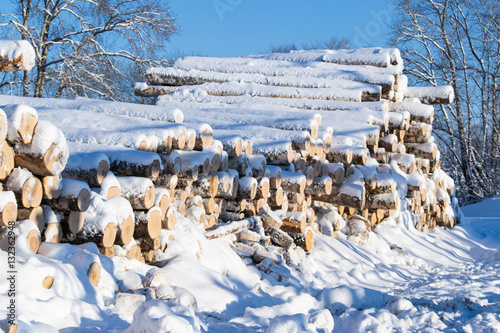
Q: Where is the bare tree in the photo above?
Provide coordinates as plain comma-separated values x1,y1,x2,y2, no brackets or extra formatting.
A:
1,0,177,100
390,0,500,203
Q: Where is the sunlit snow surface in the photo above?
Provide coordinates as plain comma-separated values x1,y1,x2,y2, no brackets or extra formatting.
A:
1,198,499,332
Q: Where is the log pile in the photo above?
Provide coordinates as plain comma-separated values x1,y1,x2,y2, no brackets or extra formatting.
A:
0,47,458,269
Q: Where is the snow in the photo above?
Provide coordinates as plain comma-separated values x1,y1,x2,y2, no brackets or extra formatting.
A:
2,200,500,332
172,56,396,86
246,47,402,67
0,191,16,211
0,40,36,70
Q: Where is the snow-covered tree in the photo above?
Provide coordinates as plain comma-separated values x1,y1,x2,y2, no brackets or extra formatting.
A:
390,0,500,203
1,0,177,101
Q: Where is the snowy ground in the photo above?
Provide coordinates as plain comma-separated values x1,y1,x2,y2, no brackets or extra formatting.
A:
1,197,499,332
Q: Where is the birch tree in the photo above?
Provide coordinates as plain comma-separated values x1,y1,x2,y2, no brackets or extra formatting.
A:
1,0,177,100
390,0,500,202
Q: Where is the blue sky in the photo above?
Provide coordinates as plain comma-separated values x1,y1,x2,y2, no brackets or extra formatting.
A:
166,0,393,57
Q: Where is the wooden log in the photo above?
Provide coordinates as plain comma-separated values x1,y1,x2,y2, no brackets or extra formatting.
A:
117,176,155,210
379,134,398,153
228,153,248,176
311,182,366,210
351,146,369,165
62,210,85,235
178,150,210,177
266,165,282,189
41,174,63,200
280,170,306,194
160,151,182,175
258,206,282,230
0,191,17,226
186,206,207,227
13,120,69,176
106,149,161,180
252,140,294,165
61,152,109,187
224,198,247,212
366,192,399,210
116,215,135,246
204,217,259,240
268,187,284,207
405,142,438,160
188,174,219,198
0,140,15,180
237,176,258,200
202,197,216,214
348,215,370,243
154,188,170,218
247,154,267,178
290,227,314,252
270,228,294,249
76,216,117,248
48,178,91,212
390,153,416,174
2,104,38,144
5,167,42,208
282,212,307,233
203,146,222,173
304,176,332,196
255,177,270,200
134,207,162,239
324,163,345,183
17,206,44,231
326,144,352,164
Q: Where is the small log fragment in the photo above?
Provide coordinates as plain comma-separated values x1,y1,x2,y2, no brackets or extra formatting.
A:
88,262,101,286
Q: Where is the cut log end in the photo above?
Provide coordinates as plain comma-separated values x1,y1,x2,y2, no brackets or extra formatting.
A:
42,276,54,289
22,176,42,208
102,222,118,248
1,201,17,226
96,160,110,186
147,209,162,239
118,216,135,245
87,262,101,286
27,229,41,253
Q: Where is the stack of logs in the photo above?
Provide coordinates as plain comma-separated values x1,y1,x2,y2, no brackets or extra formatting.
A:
0,47,458,284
